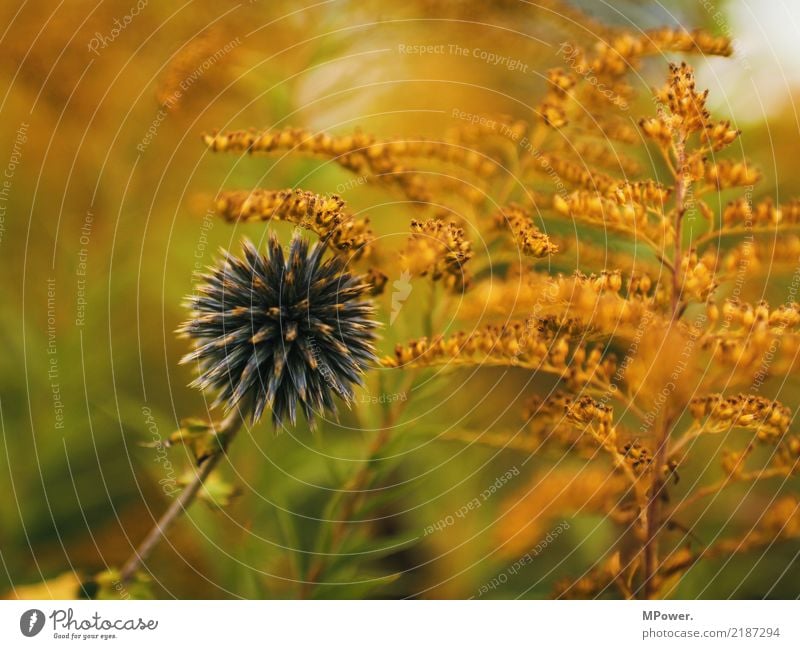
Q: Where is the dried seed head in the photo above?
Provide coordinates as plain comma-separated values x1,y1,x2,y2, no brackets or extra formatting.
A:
178,232,378,427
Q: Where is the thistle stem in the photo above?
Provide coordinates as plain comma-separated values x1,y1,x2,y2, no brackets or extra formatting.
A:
119,408,244,584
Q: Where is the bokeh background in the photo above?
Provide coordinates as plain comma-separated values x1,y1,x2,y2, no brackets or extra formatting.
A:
2,0,800,599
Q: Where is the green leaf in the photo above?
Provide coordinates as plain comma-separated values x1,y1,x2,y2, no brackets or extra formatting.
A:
311,571,400,600
165,418,229,465
89,570,155,600
185,471,240,508
324,531,419,577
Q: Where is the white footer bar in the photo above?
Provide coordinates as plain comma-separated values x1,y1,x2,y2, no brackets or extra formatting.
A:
1,600,797,648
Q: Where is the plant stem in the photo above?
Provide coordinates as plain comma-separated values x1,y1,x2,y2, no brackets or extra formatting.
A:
670,466,789,514
642,140,689,598
670,143,688,319
119,408,244,583
300,428,393,598
641,415,674,599
300,371,417,597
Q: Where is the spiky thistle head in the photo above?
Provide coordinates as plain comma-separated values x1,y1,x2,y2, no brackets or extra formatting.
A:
178,232,379,427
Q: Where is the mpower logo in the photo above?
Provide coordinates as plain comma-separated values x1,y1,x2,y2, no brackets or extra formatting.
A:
20,609,45,637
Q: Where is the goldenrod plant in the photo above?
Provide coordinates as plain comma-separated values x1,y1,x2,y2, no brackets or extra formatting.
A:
3,1,799,602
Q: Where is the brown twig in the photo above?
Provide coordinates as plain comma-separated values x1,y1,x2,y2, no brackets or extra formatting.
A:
119,408,244,583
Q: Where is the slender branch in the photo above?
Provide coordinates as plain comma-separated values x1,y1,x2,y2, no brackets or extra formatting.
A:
670,143,688,319
694,224,800,249
670,466,790,515
300,368,419,597
642,415,674,599
119,408,245,583
667,422,704,457
640,139,690,598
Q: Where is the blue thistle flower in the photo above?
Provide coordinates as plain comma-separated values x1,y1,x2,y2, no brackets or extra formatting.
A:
179,232,378,427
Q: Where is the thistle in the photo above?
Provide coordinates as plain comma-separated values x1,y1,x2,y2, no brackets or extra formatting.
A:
178,232,378,427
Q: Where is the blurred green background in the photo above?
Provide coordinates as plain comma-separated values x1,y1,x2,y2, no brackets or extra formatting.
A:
1,0,799,599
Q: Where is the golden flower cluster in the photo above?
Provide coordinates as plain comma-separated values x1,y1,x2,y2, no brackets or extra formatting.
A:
756,496,800,539
202,127,430,201
596,28,731,73
656,62,710,135
524,392,588,450
493,204,558,258
618,442,652,475
641,63,740,153
704,159,761,189
708,497,800,560
576,113,640,143
496,466,625,559
555,140,642,177
560,28,730,81
703,297,800,372
774,435,800,473
688,393,792,440
722,196,800,227
720,235,800,276
526,391,653,479
564,395,615,437
711,299,800,330
538,68,576,128
460,265,664,340
383,320,612,390
615,181,671,206
703,119,742,152
448,113,528,147
383,320,568,370
214,188,372,255
364,267,388,295
189,15,799,601
554,552,626,599
552,191,651,238
555,271,663,334
678,248,717,303
402,219,473,290
537,156,666,206
702,327,800,371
